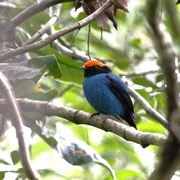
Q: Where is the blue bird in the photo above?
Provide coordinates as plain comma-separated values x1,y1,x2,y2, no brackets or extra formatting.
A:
82,60,137,129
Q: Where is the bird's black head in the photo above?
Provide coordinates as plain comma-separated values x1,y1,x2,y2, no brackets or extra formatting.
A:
83,60,111,77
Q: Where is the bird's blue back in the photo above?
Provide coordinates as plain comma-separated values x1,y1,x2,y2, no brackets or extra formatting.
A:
83,72,128,117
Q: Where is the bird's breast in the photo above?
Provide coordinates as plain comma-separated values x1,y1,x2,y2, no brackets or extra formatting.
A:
83,74,125,116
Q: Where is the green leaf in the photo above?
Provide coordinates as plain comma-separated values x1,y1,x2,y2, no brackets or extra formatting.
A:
31,138,52,160
132,77,156,88
138,118,164,133
28,54,62,79
150,92,167,114
136,89,150,101
116,169,145,180
13,79,58,100
0,172,5,179
156,74,164,83
38,169,68,180
11,150,20,165
58,55,84,84
131,38,142,49
0,159,11,165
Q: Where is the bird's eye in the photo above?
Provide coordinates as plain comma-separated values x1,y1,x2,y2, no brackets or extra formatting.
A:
94,65,99,69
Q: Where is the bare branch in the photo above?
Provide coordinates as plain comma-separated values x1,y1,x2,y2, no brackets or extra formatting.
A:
145,1,180,180
128,88,169,129
51,39,90,61
0,0,113,61
0,98,166,147
12,0,74,28
24,4,62,45
0,72,39,180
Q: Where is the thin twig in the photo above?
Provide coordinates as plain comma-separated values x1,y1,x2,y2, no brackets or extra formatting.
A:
50,23,90,61
0,0,114,61
0,72,39,180
11,0,74,29
24,4,62,45
87,23,91,59
128,88,169,129
51,37,90,61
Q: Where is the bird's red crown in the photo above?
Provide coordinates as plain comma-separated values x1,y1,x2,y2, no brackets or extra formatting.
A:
84,60,105,68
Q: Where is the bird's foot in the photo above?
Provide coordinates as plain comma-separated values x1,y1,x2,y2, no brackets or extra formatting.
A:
101,115,115,132
90,112,100,118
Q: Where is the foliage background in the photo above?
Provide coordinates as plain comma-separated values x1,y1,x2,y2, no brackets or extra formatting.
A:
0,0,179,180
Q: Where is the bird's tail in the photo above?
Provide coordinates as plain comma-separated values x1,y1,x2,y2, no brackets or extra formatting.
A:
124,112,137,129
117,112,137,129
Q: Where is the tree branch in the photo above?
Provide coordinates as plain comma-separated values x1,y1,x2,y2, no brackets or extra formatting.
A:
24,4,61,45
51,38,90,61
145,1,180,180
128,88,169,129
0,98,166,147
12,0,74,28
0,72,39,180
0,0,113,61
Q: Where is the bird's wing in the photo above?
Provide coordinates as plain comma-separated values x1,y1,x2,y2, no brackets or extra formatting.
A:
106,75,134,113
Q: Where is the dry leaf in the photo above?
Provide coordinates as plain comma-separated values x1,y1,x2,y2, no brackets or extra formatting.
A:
75,0,128,29
112,0,129,13
97,14,109,29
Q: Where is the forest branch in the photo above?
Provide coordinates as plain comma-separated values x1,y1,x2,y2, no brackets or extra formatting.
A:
0,98,166,147
0,0,113,61
12,0,74,28
24,4,61,45
145,1,180,180
128,88,169,129
0,73,39,180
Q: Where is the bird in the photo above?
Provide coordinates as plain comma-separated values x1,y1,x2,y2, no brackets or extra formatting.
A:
82,60,137,129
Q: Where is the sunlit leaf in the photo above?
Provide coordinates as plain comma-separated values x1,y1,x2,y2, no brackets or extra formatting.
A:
38,169,67,180
116,169,145,180
0,172,4,179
